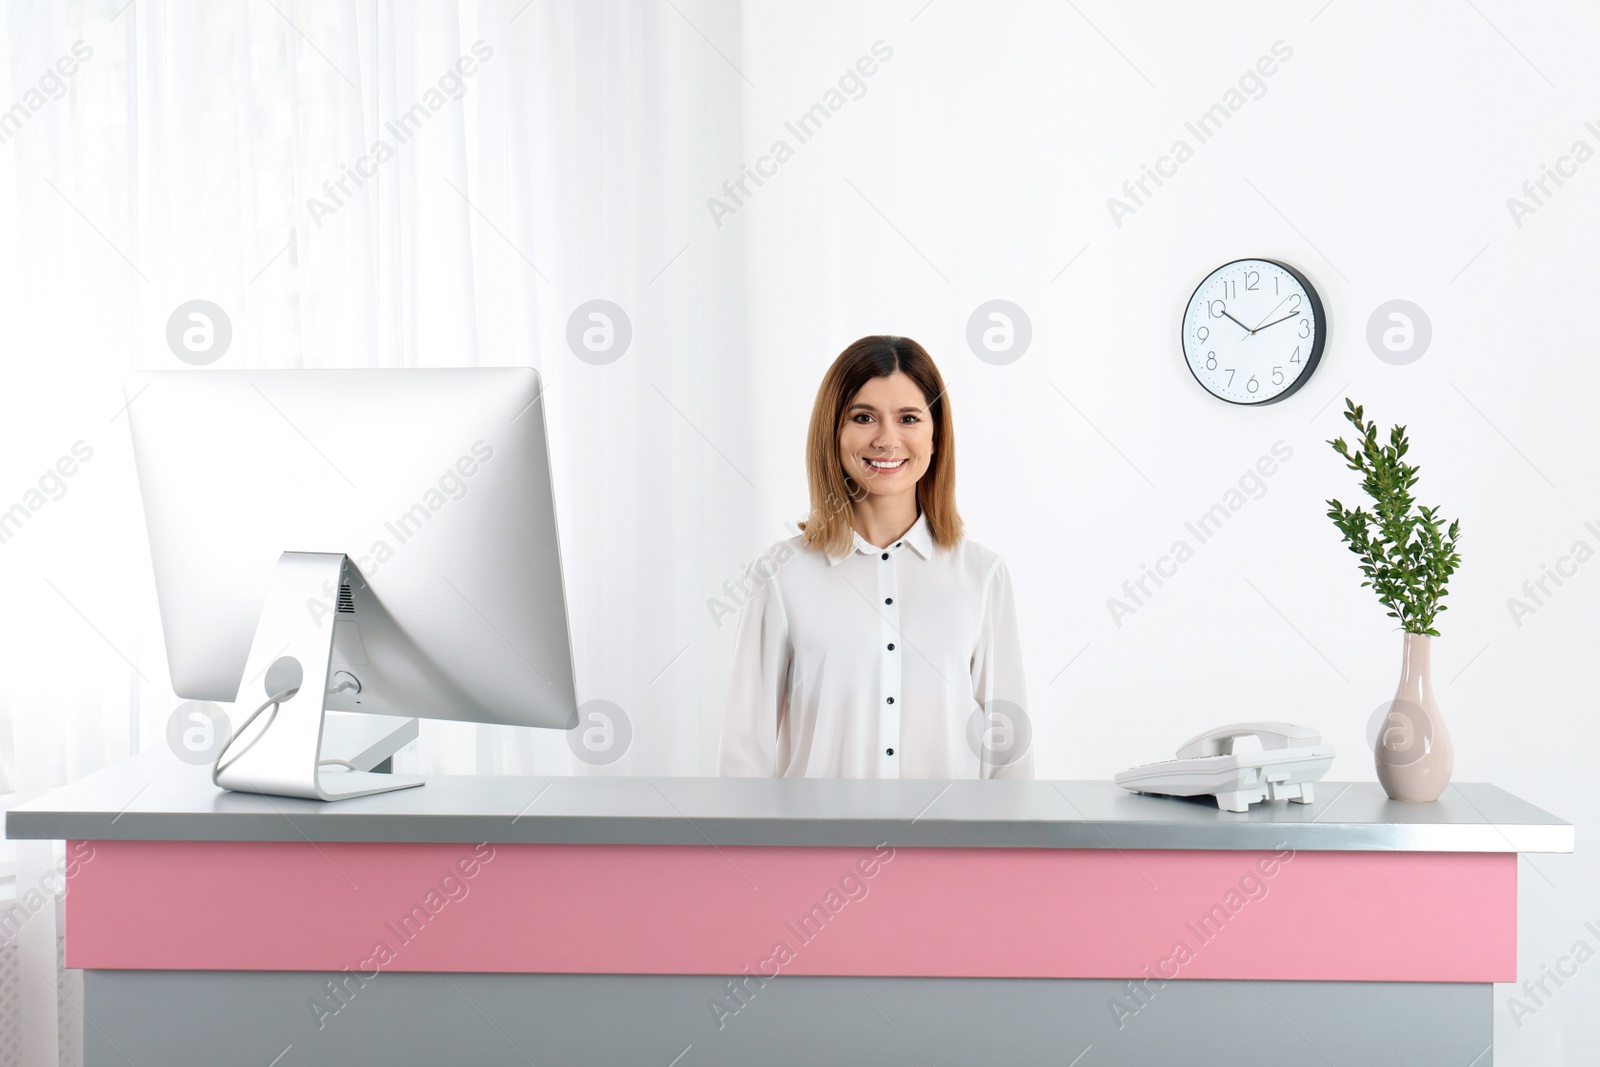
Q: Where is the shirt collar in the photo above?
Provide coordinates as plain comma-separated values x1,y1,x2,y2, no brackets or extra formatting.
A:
826,511,935,566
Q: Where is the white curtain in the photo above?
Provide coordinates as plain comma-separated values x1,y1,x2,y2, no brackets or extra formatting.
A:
0,1,751,1062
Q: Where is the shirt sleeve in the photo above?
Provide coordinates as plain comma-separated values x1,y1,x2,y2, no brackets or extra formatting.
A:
970,557,1035,780
717,558,792,777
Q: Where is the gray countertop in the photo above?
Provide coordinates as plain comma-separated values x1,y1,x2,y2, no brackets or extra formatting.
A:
4,747,1575,852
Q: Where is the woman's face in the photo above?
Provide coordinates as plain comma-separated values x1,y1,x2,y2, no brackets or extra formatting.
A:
838,371,935,498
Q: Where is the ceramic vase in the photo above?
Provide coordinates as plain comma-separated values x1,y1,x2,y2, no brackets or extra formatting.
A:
1375,632,1454,802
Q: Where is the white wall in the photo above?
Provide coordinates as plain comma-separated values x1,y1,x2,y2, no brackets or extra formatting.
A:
704,1,1598,1061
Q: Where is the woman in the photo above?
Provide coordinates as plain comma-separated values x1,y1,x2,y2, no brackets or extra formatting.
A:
718,335,1033,779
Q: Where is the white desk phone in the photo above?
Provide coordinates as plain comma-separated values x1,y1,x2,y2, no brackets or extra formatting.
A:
1115,722,1336,813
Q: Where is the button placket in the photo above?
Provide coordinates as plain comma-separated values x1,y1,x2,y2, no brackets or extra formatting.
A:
879,544,902,776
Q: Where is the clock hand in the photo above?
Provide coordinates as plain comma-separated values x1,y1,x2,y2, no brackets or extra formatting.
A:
1219,309,1255,335
1249,294,1293,332
1253,311,1302,332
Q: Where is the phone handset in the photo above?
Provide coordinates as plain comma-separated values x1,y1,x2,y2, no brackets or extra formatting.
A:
1174,721,1323,760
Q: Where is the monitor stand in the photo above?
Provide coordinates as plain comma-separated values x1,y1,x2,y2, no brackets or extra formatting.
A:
214,551,426,801
321,712,419,771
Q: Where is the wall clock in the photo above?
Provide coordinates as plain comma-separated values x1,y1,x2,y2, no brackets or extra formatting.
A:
1181,259,1325,405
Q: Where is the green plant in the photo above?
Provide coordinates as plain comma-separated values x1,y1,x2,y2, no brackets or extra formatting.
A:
1326,400,1462,635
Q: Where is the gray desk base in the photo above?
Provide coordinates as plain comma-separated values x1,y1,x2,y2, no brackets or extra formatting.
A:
83,970,1490,1066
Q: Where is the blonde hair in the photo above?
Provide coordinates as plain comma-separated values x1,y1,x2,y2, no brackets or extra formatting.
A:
797,335,962,558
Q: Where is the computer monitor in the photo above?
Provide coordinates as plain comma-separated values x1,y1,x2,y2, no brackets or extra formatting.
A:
126,368,579,801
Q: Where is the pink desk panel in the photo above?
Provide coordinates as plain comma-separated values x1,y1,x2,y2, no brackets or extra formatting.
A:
64,839,1515,982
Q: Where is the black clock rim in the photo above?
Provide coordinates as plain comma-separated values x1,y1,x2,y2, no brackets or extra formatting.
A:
1179,257,1327,407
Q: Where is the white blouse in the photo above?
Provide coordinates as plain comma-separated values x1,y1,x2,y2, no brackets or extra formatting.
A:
718,511,1034,779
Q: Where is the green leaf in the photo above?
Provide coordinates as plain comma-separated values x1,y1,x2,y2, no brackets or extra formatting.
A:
1325,401,1461,635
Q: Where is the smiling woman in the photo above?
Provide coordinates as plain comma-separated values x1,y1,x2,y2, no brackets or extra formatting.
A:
801,335,959,559
718,336,1034,780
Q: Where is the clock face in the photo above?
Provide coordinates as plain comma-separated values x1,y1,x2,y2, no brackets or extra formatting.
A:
1181,259,1325,405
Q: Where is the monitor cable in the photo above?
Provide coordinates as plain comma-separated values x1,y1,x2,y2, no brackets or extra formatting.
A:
212,686,366,787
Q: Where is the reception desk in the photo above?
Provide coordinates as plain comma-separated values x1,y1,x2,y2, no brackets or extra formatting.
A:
8,748,1574,1066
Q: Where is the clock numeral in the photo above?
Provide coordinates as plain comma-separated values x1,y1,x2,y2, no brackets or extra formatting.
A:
1224,368,1235,387
1246,376,1259,394
1298,318,1311,338
1274,276,1280,295
1290,347,1302,364
1245,271,1259,291
1223,281,1237,299
1196,326,1209,343
1209,299,1226,318
1288,294,1301,314
1205,352,1217,370
1272,366,1284,386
